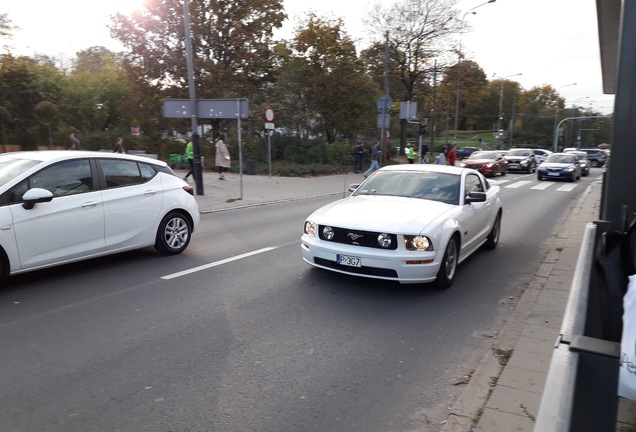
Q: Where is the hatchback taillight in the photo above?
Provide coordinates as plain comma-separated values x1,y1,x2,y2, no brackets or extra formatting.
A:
183,185,194,196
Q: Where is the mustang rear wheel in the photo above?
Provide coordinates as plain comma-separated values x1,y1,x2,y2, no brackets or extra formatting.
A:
484,212,502,250
154,211,192,255
434,236,459,289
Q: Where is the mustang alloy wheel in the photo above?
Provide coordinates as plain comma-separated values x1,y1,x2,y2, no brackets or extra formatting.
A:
484,212,502,250
435,236,459,289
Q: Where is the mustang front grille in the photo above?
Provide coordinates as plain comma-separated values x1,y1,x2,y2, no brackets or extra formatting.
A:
318,226,398,250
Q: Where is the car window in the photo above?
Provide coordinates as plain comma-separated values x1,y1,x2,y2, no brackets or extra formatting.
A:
354,171,460,205
99,159,155,188
464,173,484,197
507,149,531,156
18,159,94,200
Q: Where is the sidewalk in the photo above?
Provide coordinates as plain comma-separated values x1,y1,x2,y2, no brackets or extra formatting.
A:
183,169,612,431
182,170,357,213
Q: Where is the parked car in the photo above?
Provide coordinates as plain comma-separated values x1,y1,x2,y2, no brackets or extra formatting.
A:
532,149,553,164
455,146,482,161
537,153,582,181
579,148,608,167
460,150,507,177
301,164,503,288
0,151,200,278
564,150,591,176
505,148,537,173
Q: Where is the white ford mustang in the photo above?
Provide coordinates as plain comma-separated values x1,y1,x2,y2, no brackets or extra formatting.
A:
301,164,503,288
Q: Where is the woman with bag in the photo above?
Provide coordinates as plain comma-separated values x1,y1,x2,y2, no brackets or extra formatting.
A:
215,134,231,180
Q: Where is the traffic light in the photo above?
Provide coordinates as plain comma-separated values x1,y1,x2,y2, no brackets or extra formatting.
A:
418,122,427,136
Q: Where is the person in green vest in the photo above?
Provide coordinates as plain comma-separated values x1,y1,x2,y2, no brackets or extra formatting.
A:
183,140,194,182
406,143,415,164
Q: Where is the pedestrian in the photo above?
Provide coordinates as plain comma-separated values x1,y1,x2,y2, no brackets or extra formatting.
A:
183,139,194,182
68,133,80,150
447,144,457,166
406,143,415,164
215,133,231,180
363,142,380,177
421,143,429,163
436,145,447,165
353,141,364,173
113,137,125,153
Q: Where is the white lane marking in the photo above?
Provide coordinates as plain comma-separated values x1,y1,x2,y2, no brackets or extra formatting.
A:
161,247,277,280
505,181,532,189
494,179,511,185
530,182,552,190
557,184,578,192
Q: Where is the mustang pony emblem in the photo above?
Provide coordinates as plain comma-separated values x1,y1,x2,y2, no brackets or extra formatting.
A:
347,233,364,241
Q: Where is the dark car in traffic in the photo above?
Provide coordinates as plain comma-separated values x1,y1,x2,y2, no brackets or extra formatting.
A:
505,148,536,173
537,153,582,181
565,150,591,176
579,148,608,167
460,150,507,177
456,147,482,161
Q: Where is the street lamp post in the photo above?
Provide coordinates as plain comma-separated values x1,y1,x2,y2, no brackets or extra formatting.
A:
496,73,522,139
453,0,496,141
551,83,577,152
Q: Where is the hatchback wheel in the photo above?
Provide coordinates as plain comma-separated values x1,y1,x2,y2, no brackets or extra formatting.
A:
590,160,599,167
155,212,192,255
434,236,459,289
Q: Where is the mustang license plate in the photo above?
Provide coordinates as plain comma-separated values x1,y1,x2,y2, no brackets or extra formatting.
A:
337,254,361,267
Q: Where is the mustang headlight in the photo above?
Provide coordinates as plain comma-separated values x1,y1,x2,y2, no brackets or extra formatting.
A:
377,233,392,248
304,221,316,237
404,235,433,251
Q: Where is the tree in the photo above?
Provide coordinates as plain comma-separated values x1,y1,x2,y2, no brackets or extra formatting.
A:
285,14,379,143
365,0,463,152
438,60,488,133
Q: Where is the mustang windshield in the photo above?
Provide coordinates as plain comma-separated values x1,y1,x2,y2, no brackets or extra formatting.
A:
353,171,460,205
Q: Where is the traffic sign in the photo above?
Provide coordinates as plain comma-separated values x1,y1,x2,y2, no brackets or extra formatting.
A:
376,95,392,113
264,107,275,122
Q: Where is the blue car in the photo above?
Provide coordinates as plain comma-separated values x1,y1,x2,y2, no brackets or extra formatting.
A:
537,153,582,181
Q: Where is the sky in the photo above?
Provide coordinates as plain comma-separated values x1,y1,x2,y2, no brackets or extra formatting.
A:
3,0,614,114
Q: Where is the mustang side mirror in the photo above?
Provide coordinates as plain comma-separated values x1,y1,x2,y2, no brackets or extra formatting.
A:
465,191,487,204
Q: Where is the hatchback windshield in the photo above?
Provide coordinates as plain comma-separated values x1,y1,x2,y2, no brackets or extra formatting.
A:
468,151,497,160
0,157,42,188
507,149,532,157
546,154,576,164
353,171,461,205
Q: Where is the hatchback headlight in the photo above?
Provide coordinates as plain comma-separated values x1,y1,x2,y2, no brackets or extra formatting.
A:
304,221,316,237
404,235,433,251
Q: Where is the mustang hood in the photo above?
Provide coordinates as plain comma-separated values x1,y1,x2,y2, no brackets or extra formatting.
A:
307,195,455,233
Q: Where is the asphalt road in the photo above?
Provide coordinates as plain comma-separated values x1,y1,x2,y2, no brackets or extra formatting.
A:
0,169,600,432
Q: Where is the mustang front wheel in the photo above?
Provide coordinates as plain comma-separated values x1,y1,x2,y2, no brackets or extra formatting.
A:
435,236,459,289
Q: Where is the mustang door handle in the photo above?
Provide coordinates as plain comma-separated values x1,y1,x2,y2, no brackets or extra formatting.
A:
144,190,158,196
81,201,100,208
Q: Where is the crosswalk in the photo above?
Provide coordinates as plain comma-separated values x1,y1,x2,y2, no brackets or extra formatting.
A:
493,176,602,192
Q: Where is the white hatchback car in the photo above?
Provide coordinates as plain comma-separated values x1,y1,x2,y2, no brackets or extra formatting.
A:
0,151,199,278
301,164,503,288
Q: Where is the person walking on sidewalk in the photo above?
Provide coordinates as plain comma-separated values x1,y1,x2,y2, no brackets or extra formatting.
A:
215,133,231,180
113,137,125,153
353,141,364,173
183,139,195,182
406,143,415,164
364,142,380,177
447,144,457,166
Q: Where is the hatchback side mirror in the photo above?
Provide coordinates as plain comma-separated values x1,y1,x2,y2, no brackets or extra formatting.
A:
22,188,53,210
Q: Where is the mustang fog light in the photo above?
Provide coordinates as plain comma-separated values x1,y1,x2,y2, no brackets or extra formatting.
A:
377,233,392,248
404,235,433,251
322,226,335,240
304,221,316,237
